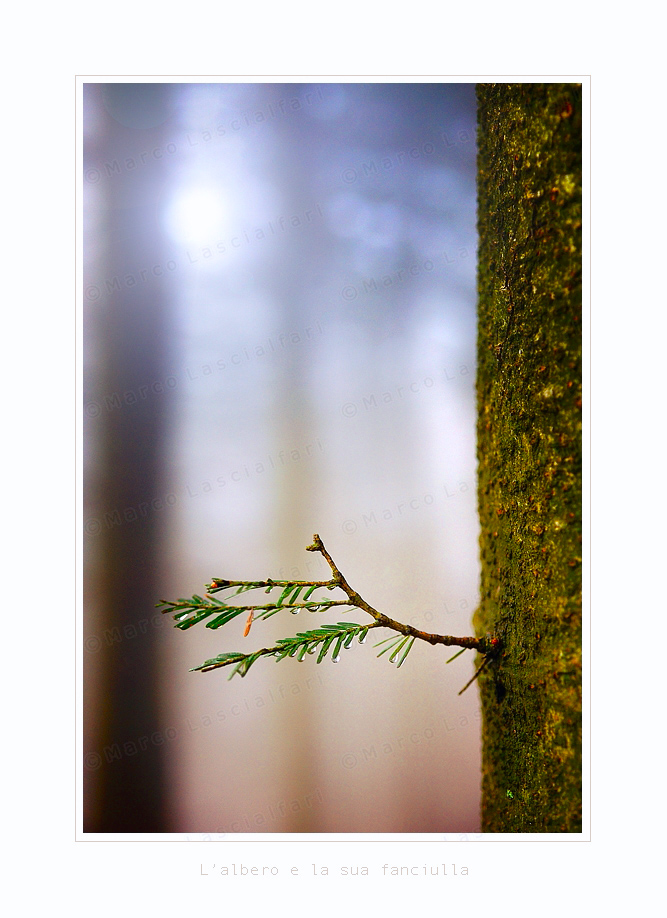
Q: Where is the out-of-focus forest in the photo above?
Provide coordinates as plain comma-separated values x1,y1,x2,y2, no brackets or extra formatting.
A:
83,82,480,834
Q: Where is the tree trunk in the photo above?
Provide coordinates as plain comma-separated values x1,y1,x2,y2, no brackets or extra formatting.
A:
474,84,582,832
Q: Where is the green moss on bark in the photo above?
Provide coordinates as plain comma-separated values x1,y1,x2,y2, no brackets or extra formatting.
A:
475,84,582,832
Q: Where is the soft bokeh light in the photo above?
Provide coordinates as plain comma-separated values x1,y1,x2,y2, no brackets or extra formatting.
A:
83,81,480,835
164,183,233,247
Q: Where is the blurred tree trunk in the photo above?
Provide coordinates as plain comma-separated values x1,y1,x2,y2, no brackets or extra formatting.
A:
83,84,174,831
474,84,582,832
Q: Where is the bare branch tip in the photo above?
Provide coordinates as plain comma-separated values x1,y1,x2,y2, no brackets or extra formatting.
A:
306,534,323,552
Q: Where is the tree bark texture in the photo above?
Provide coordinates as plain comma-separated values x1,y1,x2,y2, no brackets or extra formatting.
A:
475,84,582,832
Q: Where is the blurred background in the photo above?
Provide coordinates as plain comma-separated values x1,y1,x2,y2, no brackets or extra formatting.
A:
82,81,480,834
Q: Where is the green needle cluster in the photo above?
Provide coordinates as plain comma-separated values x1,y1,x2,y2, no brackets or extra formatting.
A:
157,534,495,688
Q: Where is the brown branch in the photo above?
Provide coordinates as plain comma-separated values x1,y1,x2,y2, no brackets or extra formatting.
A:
306,533,493,655
457,653,493,695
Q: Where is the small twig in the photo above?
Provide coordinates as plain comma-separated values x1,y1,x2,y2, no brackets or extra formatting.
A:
207,577,335,593
161,533,499,684
457,653,493,695
194,621,383,674
208,599,351,612
307,533,491,654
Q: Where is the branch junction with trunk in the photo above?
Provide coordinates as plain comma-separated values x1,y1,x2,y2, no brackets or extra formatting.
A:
158,533,499,694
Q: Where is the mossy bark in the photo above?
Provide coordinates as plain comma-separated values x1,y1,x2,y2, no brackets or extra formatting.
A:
474,84,582,832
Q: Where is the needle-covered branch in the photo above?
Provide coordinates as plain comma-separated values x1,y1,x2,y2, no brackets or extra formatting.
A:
191,621,382,678
157,534,498,688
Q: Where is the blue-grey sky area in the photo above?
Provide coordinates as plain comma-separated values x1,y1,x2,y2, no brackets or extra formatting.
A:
83,82,480,835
